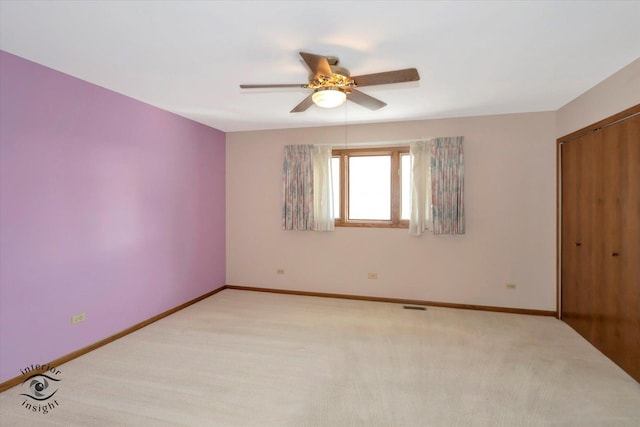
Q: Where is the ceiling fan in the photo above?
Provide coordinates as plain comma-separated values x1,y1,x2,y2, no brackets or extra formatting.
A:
239,52,420,113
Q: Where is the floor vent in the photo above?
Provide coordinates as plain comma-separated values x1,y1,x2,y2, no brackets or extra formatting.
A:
403,306,426,311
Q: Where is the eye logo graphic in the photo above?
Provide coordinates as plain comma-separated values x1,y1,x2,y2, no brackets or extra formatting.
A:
18,364,62,415
20,374,60,400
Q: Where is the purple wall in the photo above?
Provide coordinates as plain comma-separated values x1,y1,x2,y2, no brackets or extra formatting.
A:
0,51,226,382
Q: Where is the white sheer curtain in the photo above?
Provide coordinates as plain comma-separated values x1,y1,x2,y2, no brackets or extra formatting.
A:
313,145,335,231
409,140,432,236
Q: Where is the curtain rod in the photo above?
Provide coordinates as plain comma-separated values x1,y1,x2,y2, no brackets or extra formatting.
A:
316,137,432,147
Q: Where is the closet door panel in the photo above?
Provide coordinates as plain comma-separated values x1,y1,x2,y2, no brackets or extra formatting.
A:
579,133,599,342
560,140,581,325
562,133,598,339
595,121,623,362
610,114,640,380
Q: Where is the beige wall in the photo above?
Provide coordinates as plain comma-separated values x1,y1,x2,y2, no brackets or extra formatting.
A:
226,57,639,313
557,58,640,137
227,112,557,311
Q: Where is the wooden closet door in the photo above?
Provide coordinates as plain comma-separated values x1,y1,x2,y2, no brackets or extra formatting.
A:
562,131,600,339
623,115,640,381
561,111,639,382
597,114,640,380
589,119,619,363
561,138,586,328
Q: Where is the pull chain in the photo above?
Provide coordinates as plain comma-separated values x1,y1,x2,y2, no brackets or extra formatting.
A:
344,99,348,150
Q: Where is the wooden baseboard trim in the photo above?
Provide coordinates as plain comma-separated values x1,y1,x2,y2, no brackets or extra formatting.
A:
226,285,557,317
0,286,226,393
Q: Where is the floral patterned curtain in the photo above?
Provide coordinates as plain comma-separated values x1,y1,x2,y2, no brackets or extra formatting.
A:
431,137,465,235
282,145,314,230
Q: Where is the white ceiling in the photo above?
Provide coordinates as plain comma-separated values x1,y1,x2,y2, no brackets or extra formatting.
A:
1,1,639,132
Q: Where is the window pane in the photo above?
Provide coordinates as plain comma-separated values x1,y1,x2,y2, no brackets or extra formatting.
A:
331,157,341,219
401,154,411,220
349,155,390,220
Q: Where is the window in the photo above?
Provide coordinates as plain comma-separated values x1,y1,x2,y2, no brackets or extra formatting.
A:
332,147,410,228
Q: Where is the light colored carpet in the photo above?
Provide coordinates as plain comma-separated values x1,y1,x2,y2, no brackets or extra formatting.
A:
1,289,639,426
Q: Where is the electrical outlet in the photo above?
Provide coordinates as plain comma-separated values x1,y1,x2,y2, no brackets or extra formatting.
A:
276,269,285,275
505,283,517,290
71,312,86,324
368,273,378,280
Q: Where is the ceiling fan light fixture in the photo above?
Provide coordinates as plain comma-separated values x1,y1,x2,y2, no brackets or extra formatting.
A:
312,87,346,108
240,52,419,112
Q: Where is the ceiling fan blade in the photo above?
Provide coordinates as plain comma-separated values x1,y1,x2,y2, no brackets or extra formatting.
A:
240,84,306,89
299,52,333,78
290,94,315,113
347,89,387,110
351,68,420,87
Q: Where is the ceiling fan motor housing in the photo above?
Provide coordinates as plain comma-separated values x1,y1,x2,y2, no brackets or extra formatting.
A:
330,65,350,78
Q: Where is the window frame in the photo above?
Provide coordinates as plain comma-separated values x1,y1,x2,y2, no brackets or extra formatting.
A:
332,146,410,228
